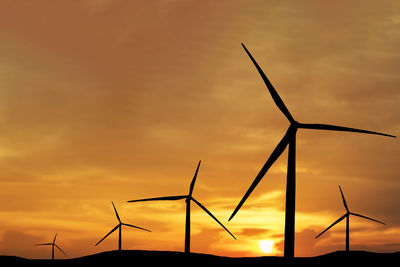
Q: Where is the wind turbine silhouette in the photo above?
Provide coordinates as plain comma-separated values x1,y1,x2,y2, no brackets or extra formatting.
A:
315,185,385,251
35,233,67,260
95,201,151,250
228,43,395,258
127,160,236,254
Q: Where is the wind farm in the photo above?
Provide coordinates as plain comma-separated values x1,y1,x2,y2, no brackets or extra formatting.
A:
1,42,398,264
1,1,400,265
0,40,397,264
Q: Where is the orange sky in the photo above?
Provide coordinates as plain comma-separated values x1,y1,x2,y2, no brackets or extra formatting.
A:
0,0,399,259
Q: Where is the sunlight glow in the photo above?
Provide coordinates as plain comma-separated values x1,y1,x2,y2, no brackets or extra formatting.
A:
259,240,274,254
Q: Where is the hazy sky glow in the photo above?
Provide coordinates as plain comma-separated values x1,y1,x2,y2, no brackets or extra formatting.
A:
0,0,399,259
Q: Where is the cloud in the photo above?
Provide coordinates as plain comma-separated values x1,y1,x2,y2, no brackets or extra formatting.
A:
238,228,271,237
0,230,46,259
0,0,399,258
274,228,335,257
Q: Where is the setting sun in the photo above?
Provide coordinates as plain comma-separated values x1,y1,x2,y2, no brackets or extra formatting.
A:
259,240,275,254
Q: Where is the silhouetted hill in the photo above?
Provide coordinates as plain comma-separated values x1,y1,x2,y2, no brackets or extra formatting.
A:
1,250,399,266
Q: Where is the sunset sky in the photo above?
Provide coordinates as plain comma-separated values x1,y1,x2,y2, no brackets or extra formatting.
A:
0,0,399,259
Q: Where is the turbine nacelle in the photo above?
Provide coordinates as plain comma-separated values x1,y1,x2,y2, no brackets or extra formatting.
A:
315,185,385,247
95,202,151,250
229,43,396,221
127,160,236,253
35,233,67,260
230,43,394,257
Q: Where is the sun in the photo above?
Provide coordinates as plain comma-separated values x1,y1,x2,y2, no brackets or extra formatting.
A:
259,240,275,254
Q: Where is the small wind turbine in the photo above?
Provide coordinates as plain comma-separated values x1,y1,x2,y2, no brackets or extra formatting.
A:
35,233,67,260
229,43,395,258
95,201,151,250
127,160,236,254
315,185,385,251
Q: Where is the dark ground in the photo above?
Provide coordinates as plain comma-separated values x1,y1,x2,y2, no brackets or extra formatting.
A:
1,250,399,266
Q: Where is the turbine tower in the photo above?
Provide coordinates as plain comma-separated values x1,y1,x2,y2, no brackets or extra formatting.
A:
95,201,151,250
229,43,395,258
35,233,67,260
127,160,236,254
315,185,385,251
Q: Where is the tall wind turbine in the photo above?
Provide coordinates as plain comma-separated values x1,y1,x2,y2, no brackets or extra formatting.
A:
127,160,236,254
95,201,151,250
316,185,385,251
35,233,67,260
229,43,395,258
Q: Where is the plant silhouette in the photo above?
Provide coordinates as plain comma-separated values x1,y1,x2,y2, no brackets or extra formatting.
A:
127,160,236,254
229,43,395,258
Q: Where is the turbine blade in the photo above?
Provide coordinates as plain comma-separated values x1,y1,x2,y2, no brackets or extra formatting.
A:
338,185,349,212
54,244,67,256
315,214,347,239
127,195,187,203
191,197,236,240
111,201,121,223
299,123,396,138
35,243,52,246
95,225,119,246
122,223,151,232
229,132,291,221
242,43,294,123
53,233,57,243
351,212,385,225
189,160,201,196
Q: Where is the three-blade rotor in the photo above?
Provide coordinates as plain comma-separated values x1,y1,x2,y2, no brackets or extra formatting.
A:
127,160,235,240
229,43,396,221
96,202,151,246
315,185,385,239
35,233,67,256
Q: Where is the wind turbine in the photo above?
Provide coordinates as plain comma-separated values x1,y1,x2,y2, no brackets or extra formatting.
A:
127,160,236,254
228,43,395,258
315,185,385,251
35,233,67,260
95,201,151,250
